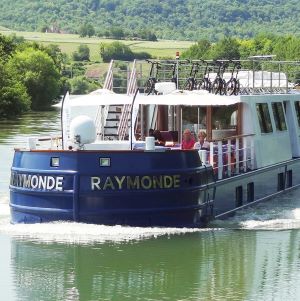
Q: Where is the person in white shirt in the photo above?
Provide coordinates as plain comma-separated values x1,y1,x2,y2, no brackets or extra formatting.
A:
194,131,210,150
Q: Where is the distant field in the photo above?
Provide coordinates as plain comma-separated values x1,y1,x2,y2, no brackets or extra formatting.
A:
0,30,193,60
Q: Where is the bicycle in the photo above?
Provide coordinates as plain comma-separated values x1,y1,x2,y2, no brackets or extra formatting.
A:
183,61,200,90
197,60,213,92
211,61,228,95
144,60,161,95
225,61,241,96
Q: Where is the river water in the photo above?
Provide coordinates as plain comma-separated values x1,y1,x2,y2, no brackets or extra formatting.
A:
0,111,300,301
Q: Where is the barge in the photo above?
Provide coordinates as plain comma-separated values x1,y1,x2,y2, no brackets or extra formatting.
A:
9,58,300,227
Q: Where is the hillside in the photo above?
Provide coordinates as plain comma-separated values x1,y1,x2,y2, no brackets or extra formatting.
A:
0,0,299,41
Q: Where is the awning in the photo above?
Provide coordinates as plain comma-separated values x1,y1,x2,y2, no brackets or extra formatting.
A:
55,89,241,108
137,90,241,106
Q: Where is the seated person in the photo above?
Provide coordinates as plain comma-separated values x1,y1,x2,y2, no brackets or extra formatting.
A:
194,131,210,150
181,129,195,150
148,128,155,137
153,130,165,146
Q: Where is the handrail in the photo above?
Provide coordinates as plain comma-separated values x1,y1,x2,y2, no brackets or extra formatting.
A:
94,60,114,140
204,134,255,179
209,133,255,143
118,60,137,140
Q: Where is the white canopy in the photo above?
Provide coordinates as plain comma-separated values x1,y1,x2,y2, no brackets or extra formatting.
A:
60,89,241,107
137,90,240,106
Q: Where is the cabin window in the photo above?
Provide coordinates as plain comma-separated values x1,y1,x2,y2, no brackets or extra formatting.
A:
247,182,254,202
256,103,273,133
235,186,243,207
182,106,206,132
286,170,292,188
277,172,285,191
272,102,287,131
294,102,300,127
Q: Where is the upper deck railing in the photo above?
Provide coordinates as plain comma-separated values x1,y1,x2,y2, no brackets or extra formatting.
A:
106,59,300,96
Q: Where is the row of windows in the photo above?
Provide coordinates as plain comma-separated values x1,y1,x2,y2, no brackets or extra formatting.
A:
256,102,287,134
235,171,293,207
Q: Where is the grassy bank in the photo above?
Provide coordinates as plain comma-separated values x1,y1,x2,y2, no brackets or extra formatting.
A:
0,30,193,60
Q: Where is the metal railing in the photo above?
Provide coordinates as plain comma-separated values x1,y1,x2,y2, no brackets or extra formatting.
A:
94,60,114,140
199,134,255,180
99,59,300,97
118,60,138,140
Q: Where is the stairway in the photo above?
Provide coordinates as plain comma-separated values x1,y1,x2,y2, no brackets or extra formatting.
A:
103,105,123,140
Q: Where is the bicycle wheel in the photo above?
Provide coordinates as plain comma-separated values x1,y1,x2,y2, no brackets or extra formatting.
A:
197,79,204,90
212,78,221,94
234,80,240,96
206,79,212,92
225,79,235,96
144,79,152,95
220,79,226,95
183,79,193,91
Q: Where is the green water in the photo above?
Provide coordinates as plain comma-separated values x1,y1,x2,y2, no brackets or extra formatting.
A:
1,111,300,301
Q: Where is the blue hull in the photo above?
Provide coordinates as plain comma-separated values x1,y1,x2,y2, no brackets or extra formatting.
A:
10,150,215,227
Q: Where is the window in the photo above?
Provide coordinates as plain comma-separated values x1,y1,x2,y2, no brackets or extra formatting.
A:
272,102,287,131
286,170,292,188
256,103,273,133
278,172,284,191
294,101,300,127
247,182,254,202
235,186,243,207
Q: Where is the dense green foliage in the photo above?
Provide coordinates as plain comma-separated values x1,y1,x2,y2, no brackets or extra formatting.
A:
182,35,300,61
0,34,63,117
0,63,31,117
78,23,95,38
69,76,99,94
100,41,151,62
0,0,299,41
7,48,62,110
72,44,90,61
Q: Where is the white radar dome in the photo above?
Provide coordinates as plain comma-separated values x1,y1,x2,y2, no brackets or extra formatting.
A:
69,115,96,144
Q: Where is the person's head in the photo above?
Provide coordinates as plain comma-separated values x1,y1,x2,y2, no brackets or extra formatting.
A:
183,129,192,141
153,130,162,141
198,131,206,143
148,128,154,137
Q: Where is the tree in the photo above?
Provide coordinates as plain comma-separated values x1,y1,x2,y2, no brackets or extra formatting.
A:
181,40,211,59
7,48,62,110
0,34,16,62
78,23,95,37
100,42,135,62
44,44,68,71
0,63,30,118
72,44,90,61
110,27,125,39
208,37,241,60
69,76,98,94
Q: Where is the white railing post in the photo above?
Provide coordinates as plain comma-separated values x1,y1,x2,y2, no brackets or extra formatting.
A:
209,142,214,168
218,141,223,180
227,139,232,177
235,137,240,174
243,136,247,172
250,137,255,170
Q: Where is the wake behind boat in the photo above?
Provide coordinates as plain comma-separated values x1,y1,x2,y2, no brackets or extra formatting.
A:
9,58,300,227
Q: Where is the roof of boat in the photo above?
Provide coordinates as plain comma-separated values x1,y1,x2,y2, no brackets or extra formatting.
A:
61,89,242,107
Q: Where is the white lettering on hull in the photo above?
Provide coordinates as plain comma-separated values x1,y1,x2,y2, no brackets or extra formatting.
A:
91,175,181,191
10,172,64,191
